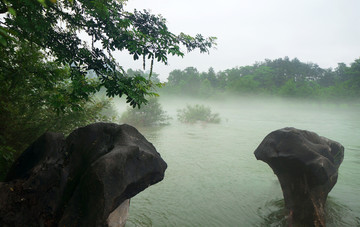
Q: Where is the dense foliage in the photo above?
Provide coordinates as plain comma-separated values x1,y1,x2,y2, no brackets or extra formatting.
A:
120,97,171,127
0,42,118,179
163,57,360,100
177,104,220,124
0,0,215,179
126,68,162,84
1,0,215,107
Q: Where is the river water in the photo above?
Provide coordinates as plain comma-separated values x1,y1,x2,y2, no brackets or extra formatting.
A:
115,97,360,227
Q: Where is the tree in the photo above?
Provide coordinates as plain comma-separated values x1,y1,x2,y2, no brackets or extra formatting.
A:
0,42,116,180
126,68,161,84
201,67,217,88
317,68,337,87
177,104,220,124
0,0,216,178
340,59,360,96
166,67,202,96
120,97,171,127
251,65,276,93
278,79,297,97
347,59,360,80
0,0,216,108
229,75,260,94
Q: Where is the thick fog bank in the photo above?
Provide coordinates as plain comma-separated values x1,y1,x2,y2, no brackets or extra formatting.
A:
111,95,360,227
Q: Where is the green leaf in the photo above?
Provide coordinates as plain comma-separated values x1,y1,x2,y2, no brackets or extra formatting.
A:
0,36,7,46
37,0,47,7
8,7,16,17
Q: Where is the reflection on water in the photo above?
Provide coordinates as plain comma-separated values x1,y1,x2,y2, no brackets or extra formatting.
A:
257,199,287,227
114,97,360,227
257,198,360,227
325,197,360,227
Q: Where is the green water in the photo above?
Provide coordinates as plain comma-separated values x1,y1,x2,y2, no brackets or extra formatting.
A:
116,97,360,227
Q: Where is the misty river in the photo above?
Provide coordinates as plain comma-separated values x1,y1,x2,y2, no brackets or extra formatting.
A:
115,97,360,226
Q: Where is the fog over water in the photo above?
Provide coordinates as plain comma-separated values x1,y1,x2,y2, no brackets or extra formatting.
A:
113,96,360,226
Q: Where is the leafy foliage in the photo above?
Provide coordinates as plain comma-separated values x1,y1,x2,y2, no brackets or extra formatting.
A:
126,68,161,84
0,0,216,178
164,57,360,101
0,42,116,180
0,0,216,108
177,104,220,124
120,97,171,127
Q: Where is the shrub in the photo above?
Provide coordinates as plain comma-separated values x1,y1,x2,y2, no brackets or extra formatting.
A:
120,97,171,127
177,104,220,124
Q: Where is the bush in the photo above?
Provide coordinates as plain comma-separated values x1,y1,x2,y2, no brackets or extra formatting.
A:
177,104,220,124
120,97,171,127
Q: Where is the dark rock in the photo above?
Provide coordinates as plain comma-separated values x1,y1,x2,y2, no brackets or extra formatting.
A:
254,127,344,227
0,123,167,227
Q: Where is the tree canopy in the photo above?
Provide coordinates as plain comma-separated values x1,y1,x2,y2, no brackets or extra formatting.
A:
0,0,216,108
0,0,216,179
163,57,360,100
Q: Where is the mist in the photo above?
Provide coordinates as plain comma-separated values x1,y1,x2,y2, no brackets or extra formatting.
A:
102,54,360,225
3,0,360,226
111,94,360,226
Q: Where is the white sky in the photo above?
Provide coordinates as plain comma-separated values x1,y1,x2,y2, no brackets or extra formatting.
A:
115,0,360,81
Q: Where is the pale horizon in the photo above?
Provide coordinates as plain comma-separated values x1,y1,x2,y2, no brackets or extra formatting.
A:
115,0,360,81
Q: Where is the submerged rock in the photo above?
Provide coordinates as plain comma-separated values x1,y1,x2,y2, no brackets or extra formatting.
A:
0,123,167,227
254,127,344,227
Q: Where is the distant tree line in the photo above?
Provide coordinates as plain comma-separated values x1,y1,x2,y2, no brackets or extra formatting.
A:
161,57,360,100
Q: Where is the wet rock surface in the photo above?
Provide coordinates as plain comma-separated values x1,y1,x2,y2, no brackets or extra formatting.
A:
254,127,344,227
0,123,167,226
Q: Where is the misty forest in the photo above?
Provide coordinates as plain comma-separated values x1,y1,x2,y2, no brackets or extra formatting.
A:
1,0,359,227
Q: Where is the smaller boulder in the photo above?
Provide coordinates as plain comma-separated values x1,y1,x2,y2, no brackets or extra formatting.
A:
254,127,344,227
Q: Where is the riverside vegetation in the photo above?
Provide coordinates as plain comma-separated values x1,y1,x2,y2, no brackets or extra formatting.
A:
177,104,221,124
0,0,215,180
120,98,220,126
161,57,360,101
120,97,171,127
118,57,360,127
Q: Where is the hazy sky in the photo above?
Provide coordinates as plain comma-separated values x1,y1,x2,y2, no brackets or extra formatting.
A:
115,0,360,81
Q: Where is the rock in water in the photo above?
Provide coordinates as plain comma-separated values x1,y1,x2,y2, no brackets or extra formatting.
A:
0,123,167,227
254,127,344,227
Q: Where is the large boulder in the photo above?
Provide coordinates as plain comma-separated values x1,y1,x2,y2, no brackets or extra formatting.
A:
254,127,344,227
0,123,167,226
